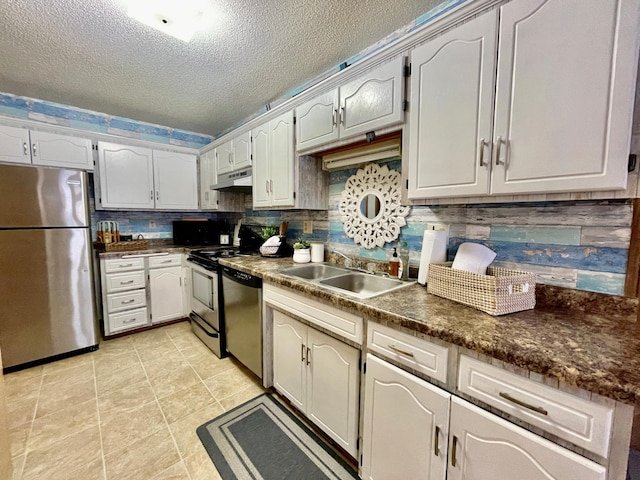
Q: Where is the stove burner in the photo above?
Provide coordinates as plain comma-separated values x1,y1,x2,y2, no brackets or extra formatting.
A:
187,247,241,271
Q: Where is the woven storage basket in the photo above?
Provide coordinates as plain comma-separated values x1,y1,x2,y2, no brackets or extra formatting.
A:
93,239,149,252
427,262,536,316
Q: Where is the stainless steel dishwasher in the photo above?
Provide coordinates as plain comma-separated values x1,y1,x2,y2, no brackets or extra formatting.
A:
221,265,263,378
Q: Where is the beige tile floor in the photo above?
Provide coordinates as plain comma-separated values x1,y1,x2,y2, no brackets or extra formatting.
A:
4,321,265,480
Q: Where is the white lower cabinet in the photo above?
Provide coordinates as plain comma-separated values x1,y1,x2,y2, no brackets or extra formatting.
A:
448,397,606,480
361,354,450,480
101,253,187,335
149,266,183,324
272,310,360,457
361,354,607,480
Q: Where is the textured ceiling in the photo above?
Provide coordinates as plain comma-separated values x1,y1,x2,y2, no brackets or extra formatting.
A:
0,0,443,137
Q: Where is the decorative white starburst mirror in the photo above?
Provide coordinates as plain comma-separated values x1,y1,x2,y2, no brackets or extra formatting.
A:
338,163,410,249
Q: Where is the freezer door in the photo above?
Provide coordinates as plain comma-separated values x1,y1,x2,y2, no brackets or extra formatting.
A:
0,164,88,228
0,228,98,368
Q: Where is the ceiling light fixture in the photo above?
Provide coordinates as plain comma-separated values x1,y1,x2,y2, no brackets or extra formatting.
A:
126,0,216,42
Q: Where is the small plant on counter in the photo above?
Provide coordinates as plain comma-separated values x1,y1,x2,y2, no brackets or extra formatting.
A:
293,238,311,250
260,226,278,239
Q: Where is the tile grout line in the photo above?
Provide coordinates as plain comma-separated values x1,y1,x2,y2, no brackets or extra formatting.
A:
93,356,108,480
135,330,194,480
17,367,46,480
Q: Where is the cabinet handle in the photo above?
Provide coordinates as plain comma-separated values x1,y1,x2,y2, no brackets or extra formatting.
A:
205,191,209,202
332,109,338,126
121,299,135,305
118,263,133,268
160,259,173,264
339,106,345,125
434,425,440,456
499,392,548,415
494,136,505,165
265,180,269,194
478,138,488,167
306,346,311,366
270,180,273,193
120,280,135,285
32,144,37,157
451,435,458,467
123,317,137,324
301,344,305,362
23,142,28,156
387,344,414,357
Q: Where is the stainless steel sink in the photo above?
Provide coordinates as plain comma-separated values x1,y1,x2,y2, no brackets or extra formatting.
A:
319,272,413,299
280,263,414,299
280,264,350,280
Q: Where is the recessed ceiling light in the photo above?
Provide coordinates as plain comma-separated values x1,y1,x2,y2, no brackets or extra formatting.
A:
126,0,216,42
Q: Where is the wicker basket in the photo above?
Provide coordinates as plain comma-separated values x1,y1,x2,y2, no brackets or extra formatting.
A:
427,262,536,316
93,240,149,252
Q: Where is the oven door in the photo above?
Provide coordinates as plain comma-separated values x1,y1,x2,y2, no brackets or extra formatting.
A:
188,261,220,331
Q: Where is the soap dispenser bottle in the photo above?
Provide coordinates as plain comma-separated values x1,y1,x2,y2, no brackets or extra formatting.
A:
388,247,400,277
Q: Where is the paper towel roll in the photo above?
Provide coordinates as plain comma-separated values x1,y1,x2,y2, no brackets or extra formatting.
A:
418,230,447,285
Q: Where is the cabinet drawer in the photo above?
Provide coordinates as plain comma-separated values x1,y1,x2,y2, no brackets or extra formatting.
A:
108,307,148,333
367,322,448,383
104,257,145,273
106,289,146,313
105,271,146,293
148,254,182,268
457,355,613,457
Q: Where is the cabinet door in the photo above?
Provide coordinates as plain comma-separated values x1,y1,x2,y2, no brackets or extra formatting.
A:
97,142,154,209
491,0,638,194
448,397,606,480
153,151,198,210
339,56,405,140
232,131,252,170
149,266,184,324
269,110,295,207
272,311,307,411
361,354,450,480
31,131,93,170
0,125,30,164
252,123,271,208
200,150,217,210
296,90,340,150
408,11,498,199
306,328,360,457
216,140,233,175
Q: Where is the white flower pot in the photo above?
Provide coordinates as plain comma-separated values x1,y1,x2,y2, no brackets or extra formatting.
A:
293,248,311,263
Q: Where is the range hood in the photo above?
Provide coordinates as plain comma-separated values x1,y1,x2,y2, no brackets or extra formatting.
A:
322,138,402,171
211,167,252,193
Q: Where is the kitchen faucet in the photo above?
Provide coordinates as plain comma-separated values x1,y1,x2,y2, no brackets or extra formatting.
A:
331,249,356,268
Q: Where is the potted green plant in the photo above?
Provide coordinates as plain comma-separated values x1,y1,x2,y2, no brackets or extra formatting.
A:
293,238,311,263
260,225,278,240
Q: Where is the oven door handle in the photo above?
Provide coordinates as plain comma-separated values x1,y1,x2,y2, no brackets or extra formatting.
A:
189,313,219,338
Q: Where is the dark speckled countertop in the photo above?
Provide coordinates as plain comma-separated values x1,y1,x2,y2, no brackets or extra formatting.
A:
220,255,640,406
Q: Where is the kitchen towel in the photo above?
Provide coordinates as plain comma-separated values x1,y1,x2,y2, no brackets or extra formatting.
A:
417,230,447,285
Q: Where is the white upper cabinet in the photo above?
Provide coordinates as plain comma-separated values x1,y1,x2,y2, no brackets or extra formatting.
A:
296,56,405,151
97,141,198,210
0,125,92,170
491,0,637,195
408,11,498,199
98,142,155,209
152,150,198,210
200,150,245,212
296,91,340,150
252,111,296,208
408,0,640,199
216,130,252,175
0,125,31,164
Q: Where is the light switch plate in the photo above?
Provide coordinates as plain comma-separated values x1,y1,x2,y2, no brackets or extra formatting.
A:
303,221,313,234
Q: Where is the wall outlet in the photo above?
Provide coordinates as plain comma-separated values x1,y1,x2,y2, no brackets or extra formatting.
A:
303,220,313,234
149,220,156,229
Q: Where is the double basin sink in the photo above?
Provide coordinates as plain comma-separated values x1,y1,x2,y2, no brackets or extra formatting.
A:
279,263,414,299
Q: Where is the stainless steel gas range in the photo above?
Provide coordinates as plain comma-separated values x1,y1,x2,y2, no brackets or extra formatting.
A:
186,247,239,358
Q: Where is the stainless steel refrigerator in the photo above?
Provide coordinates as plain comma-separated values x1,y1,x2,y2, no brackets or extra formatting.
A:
0,163,98,369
